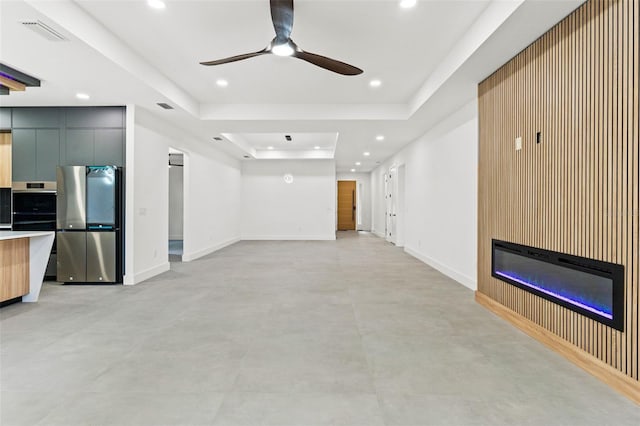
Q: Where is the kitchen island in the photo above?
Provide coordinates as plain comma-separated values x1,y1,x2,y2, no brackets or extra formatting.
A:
0,231,55,303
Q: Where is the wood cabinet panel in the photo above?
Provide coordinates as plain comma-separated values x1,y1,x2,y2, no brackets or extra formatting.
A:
0,238,30,302
0,132,11,187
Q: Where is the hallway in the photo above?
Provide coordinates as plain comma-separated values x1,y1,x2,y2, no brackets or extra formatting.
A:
1,232,638,425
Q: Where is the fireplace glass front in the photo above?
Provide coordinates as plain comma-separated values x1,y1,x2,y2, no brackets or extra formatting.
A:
492,240,624,331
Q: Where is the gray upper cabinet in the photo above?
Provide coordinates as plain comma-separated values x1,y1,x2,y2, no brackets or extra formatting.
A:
3,106,125,180
0,108,11,129
66,107,124,128
65,129,95,166
11,128,61,182
12,129,37,182
94,129,124,166
12,108,61,128
36,129,60,181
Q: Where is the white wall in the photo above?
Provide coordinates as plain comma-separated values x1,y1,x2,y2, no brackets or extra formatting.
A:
182,151,241,261
241,160,336,240
124,106,241,284
125,120,171,284
168,161,184,240
371,100,478,290
336,172,371,231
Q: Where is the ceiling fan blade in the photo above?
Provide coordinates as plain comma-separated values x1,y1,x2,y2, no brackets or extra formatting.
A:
200,49,269,66
270,0,294,43
293,50,363,76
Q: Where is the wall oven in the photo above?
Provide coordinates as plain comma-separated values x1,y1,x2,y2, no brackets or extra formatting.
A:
12,182,57,279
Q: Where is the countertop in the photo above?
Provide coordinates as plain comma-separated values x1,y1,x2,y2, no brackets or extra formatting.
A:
0,231,56,241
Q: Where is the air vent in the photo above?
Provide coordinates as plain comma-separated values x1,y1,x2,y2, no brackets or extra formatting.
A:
168,153,184,167
157,102,174,110
20,20,66,41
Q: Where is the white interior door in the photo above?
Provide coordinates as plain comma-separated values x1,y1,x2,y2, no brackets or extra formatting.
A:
395,165,405,247
386,168,397,244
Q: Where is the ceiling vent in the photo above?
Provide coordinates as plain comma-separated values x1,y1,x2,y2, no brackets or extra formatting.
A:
20,20,66,41
157,102,174,110
168,153,184,167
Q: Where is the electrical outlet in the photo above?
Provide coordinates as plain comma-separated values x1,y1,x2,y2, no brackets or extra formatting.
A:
515,136,522,151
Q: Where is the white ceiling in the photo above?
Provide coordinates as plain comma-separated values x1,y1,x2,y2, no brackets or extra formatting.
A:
0,0,584,171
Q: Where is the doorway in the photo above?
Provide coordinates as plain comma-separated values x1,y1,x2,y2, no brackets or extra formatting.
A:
168,148,184,261
337,180,356,231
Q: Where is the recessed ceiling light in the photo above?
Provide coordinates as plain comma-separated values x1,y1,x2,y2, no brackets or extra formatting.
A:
216,79,229,87
350,168,356,172
363,152,371,157
376,135,385,141
267,146,274,150
76,93,90,100
369,79,382,88
400,0,417,8
355,162,361,166
314,146,320,150
148,0,166,10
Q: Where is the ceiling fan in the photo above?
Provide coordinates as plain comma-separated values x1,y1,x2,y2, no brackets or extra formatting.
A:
200,0,363,76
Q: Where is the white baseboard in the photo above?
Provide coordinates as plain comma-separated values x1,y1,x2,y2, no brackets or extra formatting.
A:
372,229,385,238
124,262,170,285
241,234,336,241
182,237,240,262
404,246,477,291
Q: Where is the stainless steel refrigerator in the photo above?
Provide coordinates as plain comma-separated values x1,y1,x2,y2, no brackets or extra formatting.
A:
56,166,124,283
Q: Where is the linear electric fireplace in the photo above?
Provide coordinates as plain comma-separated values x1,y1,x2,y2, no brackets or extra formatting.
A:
491,240,624,331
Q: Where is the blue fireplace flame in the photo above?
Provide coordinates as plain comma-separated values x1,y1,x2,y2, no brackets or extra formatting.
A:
494,270,613,319
494,248,614,321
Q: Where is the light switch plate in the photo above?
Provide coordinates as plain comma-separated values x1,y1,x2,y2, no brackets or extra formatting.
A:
515,136,522,151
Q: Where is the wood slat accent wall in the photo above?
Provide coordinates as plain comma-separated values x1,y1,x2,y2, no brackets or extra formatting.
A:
478,0,639,383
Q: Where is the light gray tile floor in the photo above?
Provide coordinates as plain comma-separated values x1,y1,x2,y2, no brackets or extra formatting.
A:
1,231,638,425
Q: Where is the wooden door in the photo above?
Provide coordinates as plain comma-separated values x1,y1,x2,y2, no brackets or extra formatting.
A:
0,131,11,187
337,181,356,230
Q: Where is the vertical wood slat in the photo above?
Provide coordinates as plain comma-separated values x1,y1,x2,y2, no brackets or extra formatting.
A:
478,0,639,383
